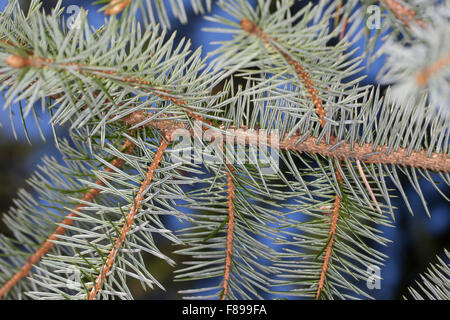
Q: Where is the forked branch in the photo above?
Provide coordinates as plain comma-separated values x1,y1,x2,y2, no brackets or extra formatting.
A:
3,50,449,173
240,17,345,298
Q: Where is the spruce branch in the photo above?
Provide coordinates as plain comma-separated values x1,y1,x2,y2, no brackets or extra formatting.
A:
220,167,236,300
104,0,131,16
0,138,135,299
88,138,168,299
376,1,448,117
404,249,450,300
315,171,343,299
355,159,383,216
0,7,222,141
202,0,448,299
239,17,327,127
380,0,425,27
278,135,450,173
99,0,212,28
4,53,174,94
115,109,450,172
0,0,448,300
239,15,353,299
416,51,450,87
0,125,185,299
239,17,347,298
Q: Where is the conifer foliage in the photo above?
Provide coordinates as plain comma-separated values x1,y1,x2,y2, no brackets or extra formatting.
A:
0,0,448,299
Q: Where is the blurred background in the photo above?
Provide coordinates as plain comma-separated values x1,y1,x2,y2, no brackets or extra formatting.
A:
0,0,448,299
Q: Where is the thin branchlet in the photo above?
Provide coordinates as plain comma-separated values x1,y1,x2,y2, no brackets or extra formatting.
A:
315,171,343,299
88,138,168,299
0,139,135,299
240,17,372,298
221,165,236,300
3,45,448,172
416,51,450,86
380,0,425,27
240,18,326,127
105,0,131,16
4,52,213,128
0,0,448,300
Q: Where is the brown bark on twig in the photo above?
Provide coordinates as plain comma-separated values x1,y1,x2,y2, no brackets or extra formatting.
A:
105,0,131,16
88,139,168,299
0,139,135,299
416,52,450,86
221,166,236,300
381,0,425,27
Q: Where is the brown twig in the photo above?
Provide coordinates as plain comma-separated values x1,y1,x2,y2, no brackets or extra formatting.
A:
4,52,213,129
416,51,450,86
380,0,425,27
241,17,339,298
240,18,326,127
0,9,446,301
221,165,236,300
4,54,154,86
5,47,448,173
356,159,383,216
0,139,135,299
279,134,449,172
87,139,168,299
105,0,131,16
96,105,450,173
315,171,342,299
3,59,448,173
